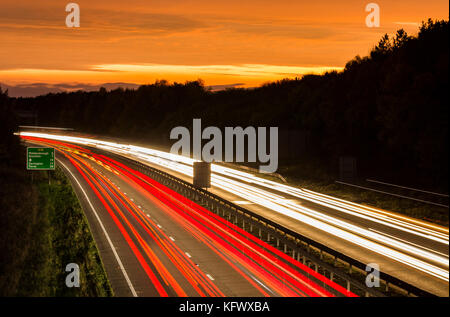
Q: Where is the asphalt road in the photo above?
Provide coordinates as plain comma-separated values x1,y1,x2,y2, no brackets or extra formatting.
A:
24,137,350,297
112,148,449,296
20,132,448,296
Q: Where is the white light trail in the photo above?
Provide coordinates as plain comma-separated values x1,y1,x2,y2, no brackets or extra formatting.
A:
20,131,449,282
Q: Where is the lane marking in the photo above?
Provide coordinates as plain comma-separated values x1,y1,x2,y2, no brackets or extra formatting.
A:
206,274,215,281
58,158,138,297
368,228,449,258
250,276,274,294
185,252,192,258
169,236,175,242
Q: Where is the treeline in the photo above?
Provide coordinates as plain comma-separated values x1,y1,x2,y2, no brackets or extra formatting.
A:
6,19,449,191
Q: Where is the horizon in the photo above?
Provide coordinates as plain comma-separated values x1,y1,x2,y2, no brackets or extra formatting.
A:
1,0,448,97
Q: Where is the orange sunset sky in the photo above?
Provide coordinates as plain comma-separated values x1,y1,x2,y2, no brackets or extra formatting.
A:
0,0,448,92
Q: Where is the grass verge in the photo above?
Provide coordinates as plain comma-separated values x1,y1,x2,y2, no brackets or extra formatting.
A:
0,162,113,296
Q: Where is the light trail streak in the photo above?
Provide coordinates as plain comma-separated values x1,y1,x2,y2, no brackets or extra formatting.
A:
19,132,449,283
24,136,347,297
99,154,351,297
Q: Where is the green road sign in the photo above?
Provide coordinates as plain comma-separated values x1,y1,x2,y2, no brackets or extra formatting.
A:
27,147,55,170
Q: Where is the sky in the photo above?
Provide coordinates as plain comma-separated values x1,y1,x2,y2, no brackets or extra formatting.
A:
0,0,448,96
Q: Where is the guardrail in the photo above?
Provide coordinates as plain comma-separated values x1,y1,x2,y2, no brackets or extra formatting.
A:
96,149,436,297
336,181,449,208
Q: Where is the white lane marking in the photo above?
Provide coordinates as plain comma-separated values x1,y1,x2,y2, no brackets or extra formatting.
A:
250,276,273,294
130,198,134,201
169,236,175,242
138,205,141,209
146,214,150,218
58,159,138,297
368,228,449,258
206,274,215,281
185,252,192,258
157,224,162,229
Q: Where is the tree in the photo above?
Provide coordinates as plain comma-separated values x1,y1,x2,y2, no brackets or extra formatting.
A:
376,34,392,52
393,29,410,48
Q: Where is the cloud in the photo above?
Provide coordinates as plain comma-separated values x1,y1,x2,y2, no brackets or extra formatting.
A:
0,81,252,97
206,83,245,91
0,63,343,95
393,22,421,27
211,19,337,40
0,4,206,39
1,0,444,84
0,82,140,97
92,63,343,78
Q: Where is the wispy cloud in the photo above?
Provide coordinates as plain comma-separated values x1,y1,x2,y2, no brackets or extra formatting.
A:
207,83,245,91
393,22,421,27
0,64,343,93
0,82,140,98
0,0,446,87
0,81,253,97
92,63,343,78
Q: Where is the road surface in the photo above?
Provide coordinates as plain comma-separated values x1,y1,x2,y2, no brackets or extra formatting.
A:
20,132,449,296
23,135,352,297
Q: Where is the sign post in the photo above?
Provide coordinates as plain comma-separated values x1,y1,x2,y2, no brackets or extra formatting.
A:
27,147,55,170
193,161,211,189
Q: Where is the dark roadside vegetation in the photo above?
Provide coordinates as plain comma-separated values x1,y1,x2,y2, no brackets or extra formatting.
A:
0,97,112,296
3,19,448,225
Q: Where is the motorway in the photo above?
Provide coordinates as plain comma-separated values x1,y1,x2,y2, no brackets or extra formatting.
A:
22,135,353,297
20,132,449,296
